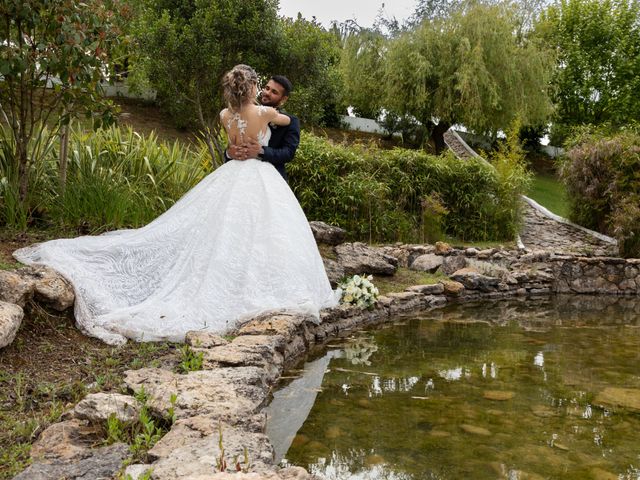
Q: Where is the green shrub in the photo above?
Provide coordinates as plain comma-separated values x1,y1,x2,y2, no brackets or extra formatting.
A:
289,132,529,242
0,125,210,232
559,128,640,256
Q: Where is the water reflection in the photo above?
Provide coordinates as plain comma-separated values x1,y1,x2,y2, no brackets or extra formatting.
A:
268,296,640,479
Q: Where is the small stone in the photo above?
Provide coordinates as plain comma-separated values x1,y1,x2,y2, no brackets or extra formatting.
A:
434,241,453,254
460,424,491,436
124,464,154,480
364,454,385,466
483,391,514,401
185,331,229,348
406,283,445,295
590,467,619,480
309,221,346,245
440,280,464,296
410,254,443,272
335,242,397,276
531,405,557,418
291,434,310,448
325,425,343,439
0,301,24,349
594,387,640,412
0,270,34,306
440,255,467,275
73,392,141,423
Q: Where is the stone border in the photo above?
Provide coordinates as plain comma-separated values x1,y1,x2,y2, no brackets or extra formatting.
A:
13,244,640,479
522,195,617,245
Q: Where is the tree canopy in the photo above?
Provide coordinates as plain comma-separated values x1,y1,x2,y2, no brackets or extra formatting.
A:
536,0,640,143
382,2,553,151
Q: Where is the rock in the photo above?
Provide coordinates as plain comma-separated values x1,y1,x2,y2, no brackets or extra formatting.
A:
464,247,479,257
123,464,154,480
405,283,445,295
440,280,464,296
531,405,557,418
440,255,467,275
460,424,491,436
322,257,345,288
0,270,34,306
30,419,98,461
594,387,640,412
15,266,74,311
0,301,23,349
309,221,346,245
237,313,310,341
477,248,496,259
434,241,452,254
590,467,620,480
14,442,128,480
450,268,499,292
73,393,141,423
201,335,285,382
335,242,397,276
124,367,269,421
32,267,75,310
185,331,229,348
483,391,514,401
148,417,274,479
410,254,443,272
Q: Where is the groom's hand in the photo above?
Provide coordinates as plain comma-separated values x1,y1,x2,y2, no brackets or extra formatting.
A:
228,144,249,161
243,138,263,159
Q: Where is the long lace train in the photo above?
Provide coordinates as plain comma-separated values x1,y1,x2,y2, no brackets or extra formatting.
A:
14,158,338,345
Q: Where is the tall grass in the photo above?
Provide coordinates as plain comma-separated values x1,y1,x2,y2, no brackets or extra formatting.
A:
0,124,210,232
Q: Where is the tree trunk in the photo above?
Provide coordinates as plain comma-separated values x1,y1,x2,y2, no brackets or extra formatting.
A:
59,123,70,194
17,136,29,204
430,122,451,155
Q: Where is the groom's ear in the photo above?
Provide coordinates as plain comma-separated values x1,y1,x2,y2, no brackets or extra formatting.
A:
279,95,289,107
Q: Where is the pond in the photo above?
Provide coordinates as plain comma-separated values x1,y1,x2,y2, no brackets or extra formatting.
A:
266,295,640,480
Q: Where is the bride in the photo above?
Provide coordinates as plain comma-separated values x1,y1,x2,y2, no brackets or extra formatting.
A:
14,64,338,345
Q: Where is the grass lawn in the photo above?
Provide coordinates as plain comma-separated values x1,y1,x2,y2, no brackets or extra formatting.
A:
527,174,570,219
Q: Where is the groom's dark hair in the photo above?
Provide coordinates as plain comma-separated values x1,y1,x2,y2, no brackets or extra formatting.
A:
271,75,293,97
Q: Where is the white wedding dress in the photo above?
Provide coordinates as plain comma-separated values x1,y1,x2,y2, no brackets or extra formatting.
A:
14,129,338,345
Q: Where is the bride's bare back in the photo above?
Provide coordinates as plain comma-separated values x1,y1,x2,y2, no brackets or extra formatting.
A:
220,104,290,147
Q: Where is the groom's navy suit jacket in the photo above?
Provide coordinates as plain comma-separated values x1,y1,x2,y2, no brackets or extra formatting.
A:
224,112,300,182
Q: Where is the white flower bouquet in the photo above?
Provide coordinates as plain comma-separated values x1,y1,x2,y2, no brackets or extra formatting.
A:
338,274,380,309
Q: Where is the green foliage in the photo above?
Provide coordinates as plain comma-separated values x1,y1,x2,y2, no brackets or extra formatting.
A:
276,16,343,126
177,345,204,374
289,132,530,242
421,193,449,243
380,2,553,150
102,393,171,463
0,125,210,231
537,0,640,142
487,123,532,237
559,128,640,257
0,0,124,206
338,28,387,119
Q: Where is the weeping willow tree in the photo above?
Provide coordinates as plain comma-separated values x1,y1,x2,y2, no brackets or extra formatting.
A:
338,28,388,119
383,2,553,152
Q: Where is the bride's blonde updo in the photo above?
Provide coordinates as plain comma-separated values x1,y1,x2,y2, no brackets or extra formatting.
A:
222,64,259,112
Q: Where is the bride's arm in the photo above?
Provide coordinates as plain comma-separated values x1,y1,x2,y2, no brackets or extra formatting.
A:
266,107,291,126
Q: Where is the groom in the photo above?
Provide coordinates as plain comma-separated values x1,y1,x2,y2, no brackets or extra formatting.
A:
224,75,300,181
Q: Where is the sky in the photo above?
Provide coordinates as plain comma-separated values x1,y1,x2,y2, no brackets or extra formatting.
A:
277,0,418,29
